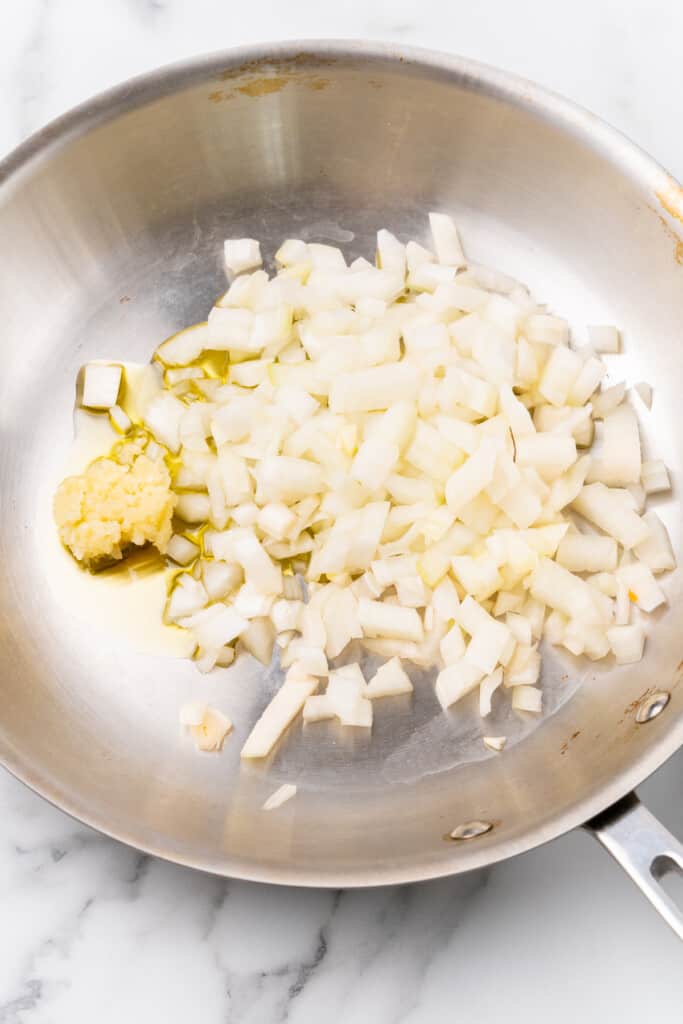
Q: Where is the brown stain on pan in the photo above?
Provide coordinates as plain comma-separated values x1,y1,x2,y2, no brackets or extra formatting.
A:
237,77,291,98
654,178,683,264
208,90,234,104
624,686,657,718
209,52,337,101
657,178,683,225
655,213,683,266
218,53,339,80
209,71,331,104
559,729,581,756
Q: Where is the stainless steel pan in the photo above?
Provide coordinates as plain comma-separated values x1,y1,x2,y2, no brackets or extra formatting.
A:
1,41,682,935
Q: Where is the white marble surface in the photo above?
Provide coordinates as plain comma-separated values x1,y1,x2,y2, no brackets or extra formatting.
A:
1,1,683,1021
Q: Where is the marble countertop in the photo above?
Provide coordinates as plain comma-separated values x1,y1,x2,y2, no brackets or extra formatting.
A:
2,1,683,1021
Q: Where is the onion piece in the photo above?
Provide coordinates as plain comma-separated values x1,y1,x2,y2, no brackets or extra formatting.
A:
358,599,424,643
435,659,484,710
144,393,185,452
109,404,132,433
303,695,335,722
616,561,667,613
240,617,275,665
634,512,675,574
166,575,209,622
479,668,504,716
505,613,532,646
366,657,413,698
505,644,541,687
155,323,211,366
241,676,318,758
167,534,200,566
523,314,569,345
254,455,324,504
586,405,641,486
511,685,542,714
179,702,207,727
514,434,577,481
544,610,567,645
428,212,466,268
588,324,620,353
186,603,249,650
224,238,262,275
444,439,499,515
556,533,618,573
607,623,645,664
439,622,466,665
529,557,611,626
81,363,123,410
538,347,582,406
568,357,606,406
592,382,626,419
459,598,512,674
572,483,650,549
262,783,297,810
187,706,233,751
431,576,462,621
376,229,406,275
641,460,670,495
329,363,419,413
634,381,653,409
483,735,507,752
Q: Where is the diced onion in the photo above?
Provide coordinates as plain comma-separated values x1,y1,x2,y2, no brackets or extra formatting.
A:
641,460,670,495
587,325,620,353
556,533,617,573
483,735,507,752
366,657,413,698
435,659,484,710
429,212,466,268
241,677,318,758
109,404,132,433
81,363,122,410
634,512,675,574
634,382,653,409
224,238,262,275
184,706,233,751
63,216,676,761
572,483,650,549
358,598,424,643
167,534,200,565
511,685,542,714
479,668,504,716
616,561,667,613
262,783,297,810
587,405,641,486
607,623,645,664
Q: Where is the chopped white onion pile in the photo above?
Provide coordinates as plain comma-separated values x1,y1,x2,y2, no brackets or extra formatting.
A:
125,218,673,759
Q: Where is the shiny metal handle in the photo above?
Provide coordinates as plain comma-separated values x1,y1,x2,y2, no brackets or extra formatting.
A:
586,792,683,941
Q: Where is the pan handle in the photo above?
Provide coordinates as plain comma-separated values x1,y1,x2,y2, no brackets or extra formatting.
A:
585,792,683,940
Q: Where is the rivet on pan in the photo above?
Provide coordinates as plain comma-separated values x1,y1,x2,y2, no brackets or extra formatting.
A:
449,820,493,841
635,691,670,724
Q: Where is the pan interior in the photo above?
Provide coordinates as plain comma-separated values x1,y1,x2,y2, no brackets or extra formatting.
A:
1,46,682,884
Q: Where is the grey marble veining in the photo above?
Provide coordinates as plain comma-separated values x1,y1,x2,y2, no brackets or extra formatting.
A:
1,2,683,1021
2,755,683,1023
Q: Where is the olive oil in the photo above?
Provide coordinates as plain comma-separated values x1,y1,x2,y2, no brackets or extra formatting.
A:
43,364,193,659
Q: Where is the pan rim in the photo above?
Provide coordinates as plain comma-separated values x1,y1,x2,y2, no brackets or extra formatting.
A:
0,38,681,886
